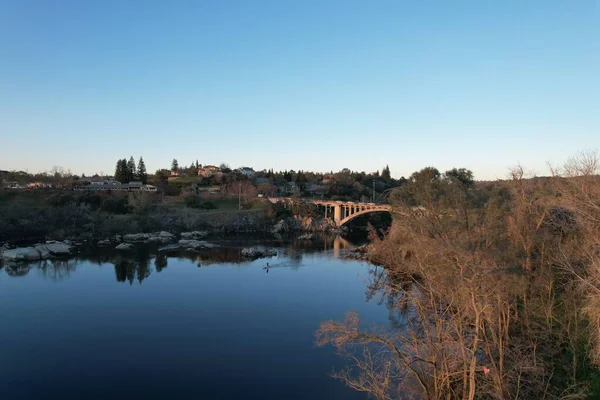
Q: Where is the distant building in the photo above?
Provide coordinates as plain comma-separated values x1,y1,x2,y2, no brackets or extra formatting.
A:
76,181,157,192
90,177,120,186
237,167,255,177
26,182,53,189
198,165,220,177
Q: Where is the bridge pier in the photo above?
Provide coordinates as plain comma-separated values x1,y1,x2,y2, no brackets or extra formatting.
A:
334,205,342,225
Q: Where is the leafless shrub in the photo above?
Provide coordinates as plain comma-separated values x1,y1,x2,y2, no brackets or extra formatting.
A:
318,156,600,399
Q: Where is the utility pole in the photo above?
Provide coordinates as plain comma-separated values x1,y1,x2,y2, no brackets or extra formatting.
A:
372,180,375,202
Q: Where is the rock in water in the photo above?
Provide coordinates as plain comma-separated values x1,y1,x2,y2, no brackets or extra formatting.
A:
2,247,42,261
115,243,135,251
157,231,176,242
297,234,314,240
45,242,72,256
180,231,209,240
97,239,111,246
178,239,219,250
241,247,277,259
34,245,51,259
123,233,152,242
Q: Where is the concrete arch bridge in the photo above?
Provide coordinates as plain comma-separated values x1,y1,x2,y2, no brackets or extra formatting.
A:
268,197,392,227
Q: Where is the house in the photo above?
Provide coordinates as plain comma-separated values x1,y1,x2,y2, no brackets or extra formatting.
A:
237,167,255,177
198,165,220,177
26,182,53,189
125,181,157,192
90,177,120,186
76,181,157,192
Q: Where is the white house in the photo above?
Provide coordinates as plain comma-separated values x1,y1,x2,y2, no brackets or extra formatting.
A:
237,167,255,177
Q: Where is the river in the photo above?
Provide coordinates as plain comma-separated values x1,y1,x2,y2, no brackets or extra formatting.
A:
0,237,391,399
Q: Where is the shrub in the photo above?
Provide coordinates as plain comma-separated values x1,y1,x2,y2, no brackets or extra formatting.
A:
100,196,128,214
200,201,217,210
183,194,202,209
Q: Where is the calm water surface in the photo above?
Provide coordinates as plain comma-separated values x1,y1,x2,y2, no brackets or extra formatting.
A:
0,240,390,399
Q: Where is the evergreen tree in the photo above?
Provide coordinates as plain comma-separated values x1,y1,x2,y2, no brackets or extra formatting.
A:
115,159,127,183
190,161,197,176
382,165,391,181
137,157,148,184
195,160,199,169
127,156,136,182
171,159,179,173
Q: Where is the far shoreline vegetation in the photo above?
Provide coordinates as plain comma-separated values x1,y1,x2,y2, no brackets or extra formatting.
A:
0,157,401,243
3,151,600,398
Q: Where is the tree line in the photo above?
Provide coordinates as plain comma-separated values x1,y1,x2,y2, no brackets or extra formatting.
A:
114,156,147,184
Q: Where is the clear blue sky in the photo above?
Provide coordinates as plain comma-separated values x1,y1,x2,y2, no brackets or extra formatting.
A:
1,0,598,180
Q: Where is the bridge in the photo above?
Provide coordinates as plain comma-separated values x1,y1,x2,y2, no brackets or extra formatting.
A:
268,197,392,226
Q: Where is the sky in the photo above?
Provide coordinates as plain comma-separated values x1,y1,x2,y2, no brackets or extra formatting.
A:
0,0,598,180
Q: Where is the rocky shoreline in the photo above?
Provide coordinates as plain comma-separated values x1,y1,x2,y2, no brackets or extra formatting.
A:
0,228,286,264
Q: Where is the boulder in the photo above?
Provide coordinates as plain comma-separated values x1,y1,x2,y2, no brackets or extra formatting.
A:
148,236,164,243
2,247,42,261
123,233,152,242
115,243,135,251
178,239,219,250
156,231,176,244
180,231,209,240
241,247,277,259
297,233,314,240
34,245,51,259
272,220,291,234
45,242,71,256
97,239,111,246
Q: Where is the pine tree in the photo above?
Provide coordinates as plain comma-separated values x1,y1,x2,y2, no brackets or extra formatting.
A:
137,157,148,184
127,156,136,182
115,159,127,183
382,165,391,181
171,159,179,173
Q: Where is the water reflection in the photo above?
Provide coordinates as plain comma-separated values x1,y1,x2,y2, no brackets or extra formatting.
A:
0,236,381,400
364,264,413,329
0,235,363,285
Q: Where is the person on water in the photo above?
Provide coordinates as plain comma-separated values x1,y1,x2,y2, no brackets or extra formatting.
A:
263,262,270,272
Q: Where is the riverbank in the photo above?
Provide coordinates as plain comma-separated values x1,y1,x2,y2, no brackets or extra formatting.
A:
0,191,344,246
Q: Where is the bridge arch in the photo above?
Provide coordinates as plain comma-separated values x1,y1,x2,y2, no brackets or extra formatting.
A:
267,197,392,227
338,208,391,226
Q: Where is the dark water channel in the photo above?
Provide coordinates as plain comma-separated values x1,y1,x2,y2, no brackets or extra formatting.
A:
0,236,391,399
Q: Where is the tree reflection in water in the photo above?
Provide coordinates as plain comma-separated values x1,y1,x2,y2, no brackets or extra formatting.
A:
0,235,365,285
38,259,79,281
364,265,412,330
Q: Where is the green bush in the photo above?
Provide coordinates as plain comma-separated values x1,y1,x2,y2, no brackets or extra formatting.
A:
183,194,202,208
200,201,217,210
100,197,128,214
48,193,76,207
79,193,103,208
164,185,182,196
